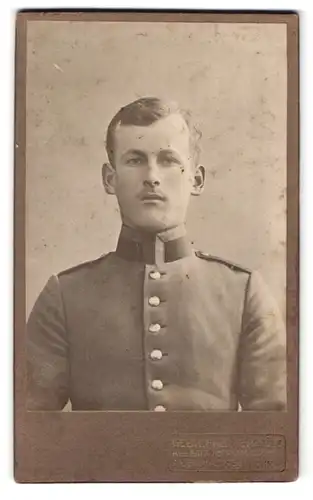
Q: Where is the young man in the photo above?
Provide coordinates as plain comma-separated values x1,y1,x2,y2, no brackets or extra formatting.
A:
26,97,286,412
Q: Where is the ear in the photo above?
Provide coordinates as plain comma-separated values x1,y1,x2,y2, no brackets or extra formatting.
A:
102,162,116,195
191,165,205,196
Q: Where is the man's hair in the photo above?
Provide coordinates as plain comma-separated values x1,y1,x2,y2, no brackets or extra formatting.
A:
105,97,202,167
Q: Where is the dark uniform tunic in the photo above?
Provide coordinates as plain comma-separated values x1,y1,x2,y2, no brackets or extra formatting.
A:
26,225,286,411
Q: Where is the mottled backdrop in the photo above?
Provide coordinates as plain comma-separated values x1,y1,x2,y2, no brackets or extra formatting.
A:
26,21,287,316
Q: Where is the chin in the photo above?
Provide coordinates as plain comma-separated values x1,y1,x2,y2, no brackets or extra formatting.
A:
133,216,174,234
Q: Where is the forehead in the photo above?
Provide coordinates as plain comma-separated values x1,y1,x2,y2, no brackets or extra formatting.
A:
114,114,191,155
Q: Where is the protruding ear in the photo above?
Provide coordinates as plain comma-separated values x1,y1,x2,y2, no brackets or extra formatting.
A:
191,165,205,196
102,162,116,195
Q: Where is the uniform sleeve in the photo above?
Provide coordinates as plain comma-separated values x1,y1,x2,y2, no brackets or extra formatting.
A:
238,271,287,411
26,275,69,411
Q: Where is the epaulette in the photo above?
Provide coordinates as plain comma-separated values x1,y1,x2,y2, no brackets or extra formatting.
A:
195,251,252,274
58,253,110,277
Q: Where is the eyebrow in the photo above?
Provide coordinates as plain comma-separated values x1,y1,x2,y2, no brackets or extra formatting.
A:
121,149,147,160
158,148,180,156
157,149,184,163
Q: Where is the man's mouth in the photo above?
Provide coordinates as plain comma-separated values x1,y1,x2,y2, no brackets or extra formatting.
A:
140,192,166,202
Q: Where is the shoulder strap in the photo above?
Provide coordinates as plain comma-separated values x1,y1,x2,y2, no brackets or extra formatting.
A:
195,251,252,274
58,253,110,277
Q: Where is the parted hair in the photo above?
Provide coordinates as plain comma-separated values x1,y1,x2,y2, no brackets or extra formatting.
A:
105,97,202,167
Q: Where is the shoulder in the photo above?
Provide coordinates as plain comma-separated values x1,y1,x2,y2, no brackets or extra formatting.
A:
195,250,252,275
57,253,111,279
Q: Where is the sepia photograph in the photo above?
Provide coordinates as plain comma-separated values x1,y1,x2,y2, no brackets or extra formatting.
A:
14,11,299,482
25,18,287,413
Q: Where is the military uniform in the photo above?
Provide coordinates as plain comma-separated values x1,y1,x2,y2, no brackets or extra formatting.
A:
26,224,286,411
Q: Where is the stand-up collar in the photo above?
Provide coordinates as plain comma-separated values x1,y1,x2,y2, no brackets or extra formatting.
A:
115,224,192,264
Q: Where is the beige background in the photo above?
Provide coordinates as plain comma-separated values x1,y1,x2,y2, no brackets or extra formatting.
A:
26,21,287,316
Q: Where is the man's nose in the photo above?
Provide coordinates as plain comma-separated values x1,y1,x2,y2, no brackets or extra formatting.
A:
143,160,161,188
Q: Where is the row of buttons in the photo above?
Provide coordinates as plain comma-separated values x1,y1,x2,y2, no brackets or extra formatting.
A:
149,269,166,412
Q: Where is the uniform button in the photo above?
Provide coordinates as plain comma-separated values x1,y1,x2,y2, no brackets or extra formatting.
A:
151,379,163,390
149,323,161,333
154,405,166,411
149,296,160,307
150,349,163,360
149,270,161,280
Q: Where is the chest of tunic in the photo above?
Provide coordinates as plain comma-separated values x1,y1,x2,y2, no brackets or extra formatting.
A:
64,252,246,411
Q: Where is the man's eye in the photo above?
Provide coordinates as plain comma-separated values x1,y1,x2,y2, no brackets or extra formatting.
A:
126,157,143,165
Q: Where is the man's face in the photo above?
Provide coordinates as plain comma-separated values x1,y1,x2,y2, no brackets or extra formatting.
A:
104,113,204,233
